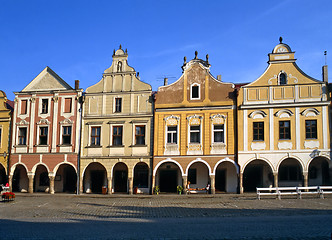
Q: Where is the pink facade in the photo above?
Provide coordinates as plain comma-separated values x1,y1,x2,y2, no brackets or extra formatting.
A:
9,67,82,194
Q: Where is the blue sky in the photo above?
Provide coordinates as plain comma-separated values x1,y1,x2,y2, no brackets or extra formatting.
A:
0,0,331,100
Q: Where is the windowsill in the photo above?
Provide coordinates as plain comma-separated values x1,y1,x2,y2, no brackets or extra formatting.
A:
86,145,102,148
130,145,147,147
35,144,49,147
15,145,27,147
305,138,318,140
278,139,291,141
58,144,72,147
252,140,264,142
107,145,124,148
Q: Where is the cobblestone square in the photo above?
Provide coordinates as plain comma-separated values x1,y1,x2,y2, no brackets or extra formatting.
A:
0,193,331,239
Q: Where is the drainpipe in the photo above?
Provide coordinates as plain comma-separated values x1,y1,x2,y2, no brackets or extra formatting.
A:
76,91,84,195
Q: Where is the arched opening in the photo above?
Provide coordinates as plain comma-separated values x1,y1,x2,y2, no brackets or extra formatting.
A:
34,165,49,192
83,162,107,193
12,165,28,192
309,157,331,186
243,160,273,192
215,161,237,193
133,162,149,193
155,162,181,193
113,162,128,193
278,158,302,187
187,162,209,190
0,164,6,185
54,164,77,193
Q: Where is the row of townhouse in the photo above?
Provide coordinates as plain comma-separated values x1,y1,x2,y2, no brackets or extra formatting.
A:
0,39,331,194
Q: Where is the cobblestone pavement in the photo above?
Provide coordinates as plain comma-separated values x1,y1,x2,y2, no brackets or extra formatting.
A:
0,193,331,239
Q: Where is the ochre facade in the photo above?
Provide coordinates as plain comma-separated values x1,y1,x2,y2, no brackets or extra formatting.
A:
0,91,12,184
153,54,238,193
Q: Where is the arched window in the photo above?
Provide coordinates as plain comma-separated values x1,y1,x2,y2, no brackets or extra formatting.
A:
279,72,287,85
117,61,122,72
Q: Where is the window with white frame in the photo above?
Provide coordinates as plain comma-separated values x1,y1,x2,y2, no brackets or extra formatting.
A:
112,126,123,146
115,98,122,113
20,100,28,115
41,99,48,114
213,124,224,143
279,72,287,85
191,83,200,100
39,126,48,145
167,126,177,144
135,125,145,145
18,127,27,145
90,126,101,146
190,125,200,143
62,126,72,145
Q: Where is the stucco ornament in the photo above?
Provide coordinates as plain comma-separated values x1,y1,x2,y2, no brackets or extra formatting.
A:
187,115,202,125
165,115,180,126
211,114,226,124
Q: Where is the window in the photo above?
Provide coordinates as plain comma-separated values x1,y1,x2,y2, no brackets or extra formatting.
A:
91,127,101,146
115,98,122,113
18,128,27,145
41,99,48,114
305,120,317,139
135,126,145,145
191,85,199,99
21,100,27,114
167,126,177,144
213,124,224,143
188,169,197,184
62,126,72,145
39,127,48,145
190,125,200,143
279,165,301,181
279,73,287,85
112,126,123,146
64,98,72,113
279,121,291,140
253,122,264,141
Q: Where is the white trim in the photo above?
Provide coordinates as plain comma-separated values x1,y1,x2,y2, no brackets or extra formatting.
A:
88,124,102,146
132,123,147,146
29,96,36,152
38,97,52,118
186,158,212,175
18,98,30,118
213,158,239,175
275,109,293,118
248,110,267,119
53,161,77,174
301,108,320,117
269,108,274,150
190,83,201,100
243,109,248,151
113,96,122,113
31,162,50,174
10,162,29,176
295,107,300,150
322,106,328,149
110,123,124,146
153,158,184,176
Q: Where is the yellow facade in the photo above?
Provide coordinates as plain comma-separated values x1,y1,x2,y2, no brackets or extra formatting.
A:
237,39,331,192
153,54,238,194
0,91,12,183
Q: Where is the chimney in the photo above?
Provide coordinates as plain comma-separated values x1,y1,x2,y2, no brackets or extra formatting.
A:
75,80,80,90
322,65,328,83
217,75,222,81
164,78,168,86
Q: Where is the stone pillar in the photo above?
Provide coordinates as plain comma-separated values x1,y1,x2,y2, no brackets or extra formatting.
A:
79,177,84,194
28,175,34,193
182,176,187,194
239,172,243,194
210,175,215,194
8,175,13,192
273,172,278,188
49,176,55,194
107,177,112,195
303,172,308,188
128,177,133,195
151,175,155,194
